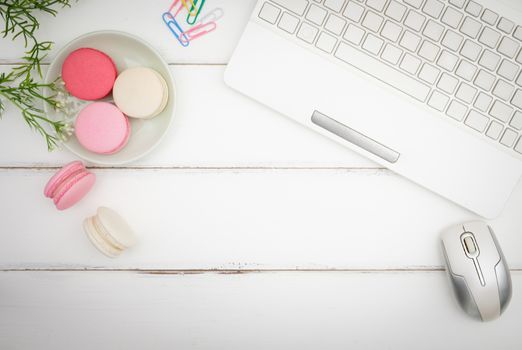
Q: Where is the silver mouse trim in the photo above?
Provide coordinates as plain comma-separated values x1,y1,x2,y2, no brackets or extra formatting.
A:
488,225,513,314
441,241,482,320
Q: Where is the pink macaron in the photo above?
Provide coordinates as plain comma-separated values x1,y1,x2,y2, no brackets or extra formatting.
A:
62,48,117,100
44,161,96,210
75,102,131,155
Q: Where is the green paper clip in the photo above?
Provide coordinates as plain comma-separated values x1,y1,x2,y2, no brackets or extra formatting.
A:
186,0,206,25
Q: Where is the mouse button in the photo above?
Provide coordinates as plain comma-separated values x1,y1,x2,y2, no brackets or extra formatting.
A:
495,260,512,314
463,236,477,254
441,239,475,275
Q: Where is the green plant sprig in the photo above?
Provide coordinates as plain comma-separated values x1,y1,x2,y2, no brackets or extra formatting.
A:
0,0,72,150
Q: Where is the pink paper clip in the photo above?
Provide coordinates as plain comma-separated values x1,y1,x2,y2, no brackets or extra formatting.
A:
168,0,185,18
179,8,224,45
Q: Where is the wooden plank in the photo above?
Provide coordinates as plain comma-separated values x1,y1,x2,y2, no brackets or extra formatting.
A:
0,0,256,64
0,65,375,168
1,168,521,269
1,271,521,349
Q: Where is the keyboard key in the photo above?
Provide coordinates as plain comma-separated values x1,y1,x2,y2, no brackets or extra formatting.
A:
306,4,328,25
343,24,365,44
363,33,385,55
500,129,518,147
478,27,501,49
517,72,522,87
418,40,440,61
465,110,489,132
478,50,500,71
381,20,403,42
362,11,384,32
404,0,424,9
498,17,515,34
441,7,463,29
385,1,407,22
460,40,482,61
381,43,403,64
481,9,498,26
441,30,463,52
418,63,441,84
367,0,387,12
492,80,514,101
510,111,522,130
404,10,426,31
400,53,421,74
259,3,281,24
438,72,459,94
464,1,482,17
297,22,319,43
278,12,300,33
489,100,513,122
325,14,347,35
474,69,495,91
515,137,522,154
422,0,444,19
449,0,465,9
271,0,308,16
399,30,421,52
334,41,431,101
474,92,493,112
343,1,365,22
517,51,522,65
316,31,338,53
498,37,520,58
455,60,477,81
514,26,522,41
460,17,482,38
455,82,477,103
486,121,503,139
423,20,444,41
512,89,522,109
324,0,346,12
446,99,468,120
428,90,450,111
437,50,459,71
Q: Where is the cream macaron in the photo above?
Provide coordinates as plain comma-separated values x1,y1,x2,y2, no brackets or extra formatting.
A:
113,67,169,119
84,207,137,258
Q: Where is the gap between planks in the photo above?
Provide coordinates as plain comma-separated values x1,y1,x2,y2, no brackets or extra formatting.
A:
0,62,227,66
0,268,446,274
2,268,522,274
0,166,385,171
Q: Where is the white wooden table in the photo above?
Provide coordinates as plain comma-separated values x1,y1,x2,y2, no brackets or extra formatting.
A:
1,1,521,348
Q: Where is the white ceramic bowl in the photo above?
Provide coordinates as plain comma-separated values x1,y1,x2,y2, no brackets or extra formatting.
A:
45,31,175,165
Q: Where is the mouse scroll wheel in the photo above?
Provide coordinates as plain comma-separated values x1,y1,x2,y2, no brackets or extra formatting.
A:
463,236,477,255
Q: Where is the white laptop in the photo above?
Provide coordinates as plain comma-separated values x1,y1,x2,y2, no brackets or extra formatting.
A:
225,0,522,218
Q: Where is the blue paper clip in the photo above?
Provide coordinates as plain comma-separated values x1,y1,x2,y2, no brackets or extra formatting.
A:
162,12,189,47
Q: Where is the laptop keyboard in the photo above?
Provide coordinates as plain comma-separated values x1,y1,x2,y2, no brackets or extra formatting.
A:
257,0,522,156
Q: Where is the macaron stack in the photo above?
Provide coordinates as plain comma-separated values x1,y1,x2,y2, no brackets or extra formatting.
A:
44,161,137,258
61,47,169,155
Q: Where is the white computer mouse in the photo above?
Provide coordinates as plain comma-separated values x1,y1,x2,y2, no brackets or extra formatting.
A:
441,221,512,321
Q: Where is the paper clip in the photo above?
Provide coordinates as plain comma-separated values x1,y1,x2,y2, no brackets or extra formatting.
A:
181,0,198,17
162,12,189,47
186,0,206,25
179,8,223,45
168,0,185,18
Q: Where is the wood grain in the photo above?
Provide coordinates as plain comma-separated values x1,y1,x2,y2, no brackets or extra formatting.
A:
1,271,521,349
1,168,521,270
